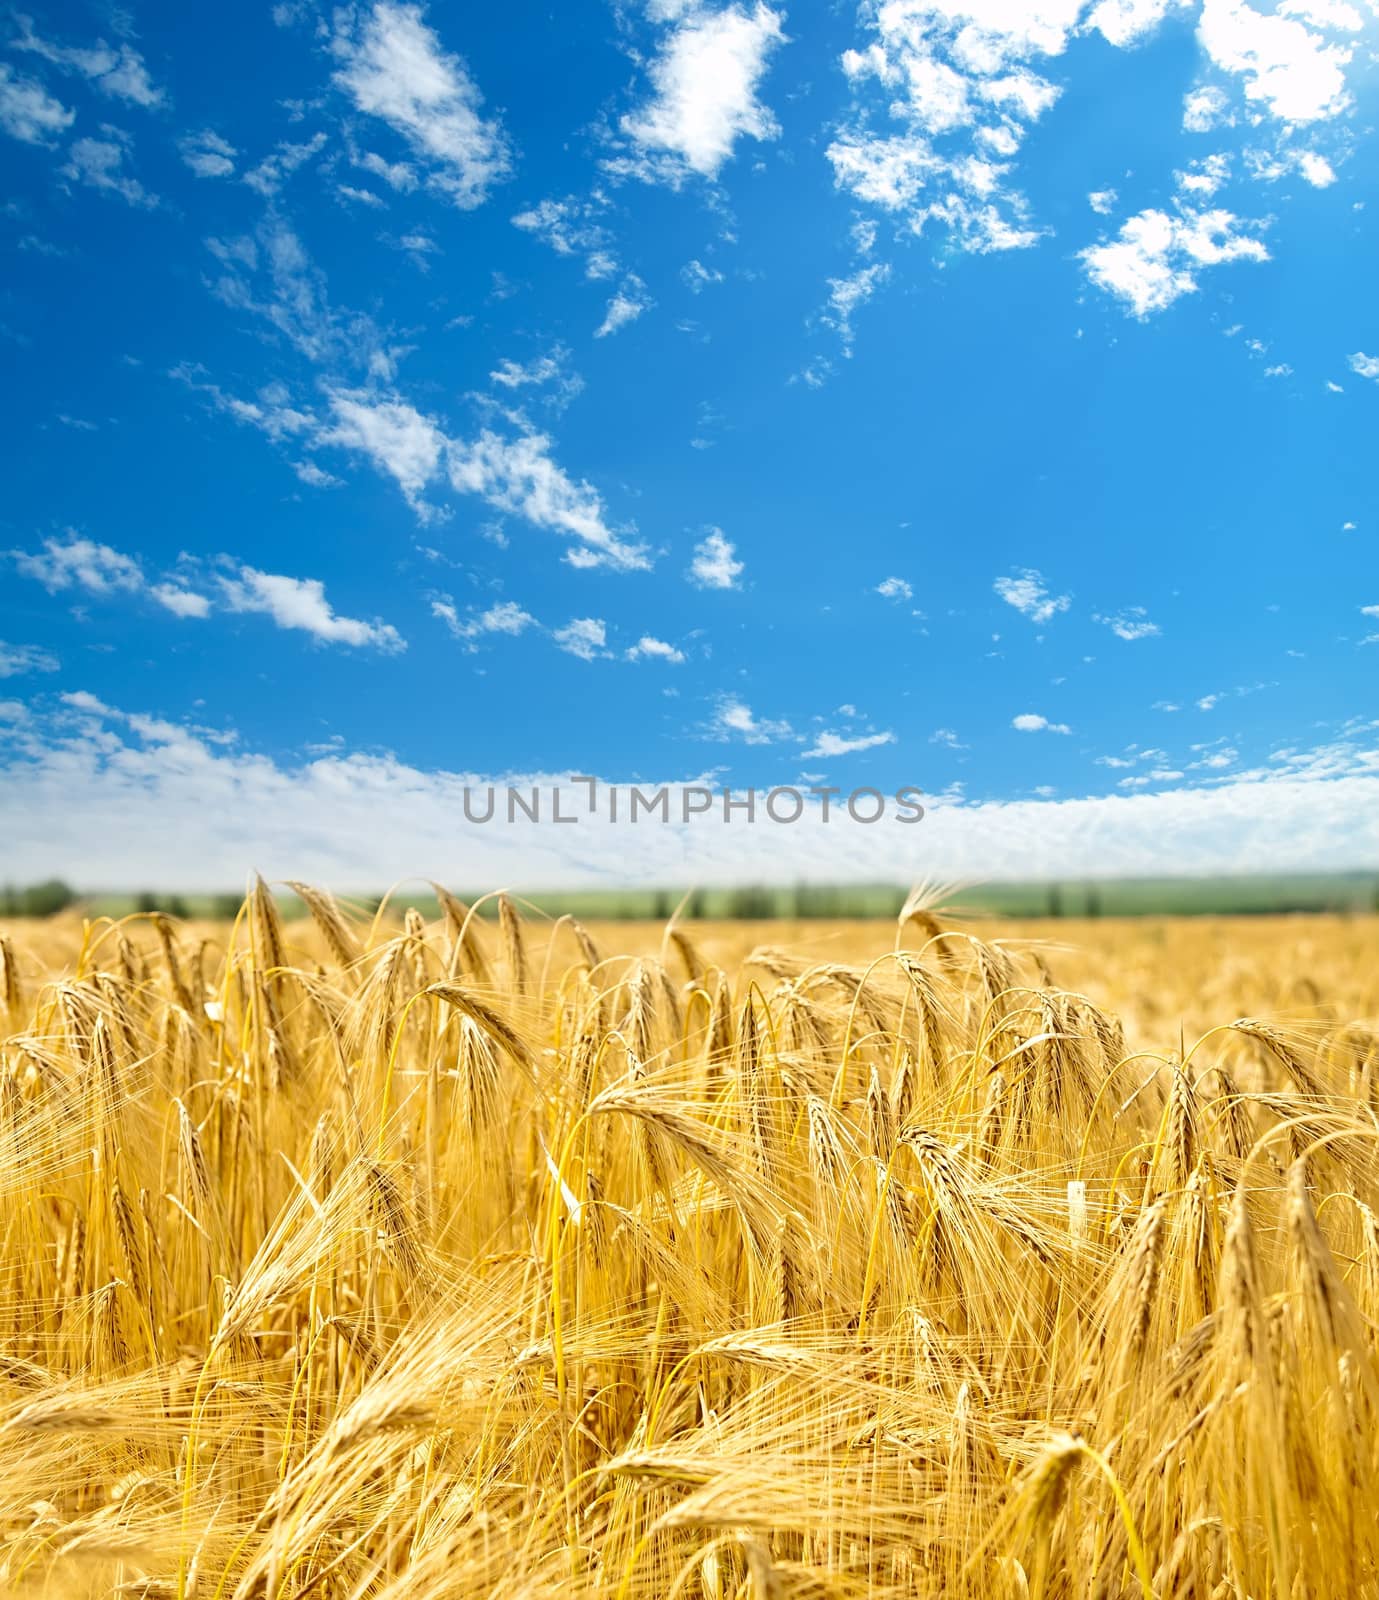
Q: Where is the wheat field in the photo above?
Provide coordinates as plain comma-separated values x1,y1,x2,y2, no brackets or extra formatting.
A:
0,885,1377,1598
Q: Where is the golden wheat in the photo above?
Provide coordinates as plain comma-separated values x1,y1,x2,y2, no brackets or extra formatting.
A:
0,898,1374,1596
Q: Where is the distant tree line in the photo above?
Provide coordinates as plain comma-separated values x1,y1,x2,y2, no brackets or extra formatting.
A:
0,883,246,919
3,878,1378,921
1,879,78,916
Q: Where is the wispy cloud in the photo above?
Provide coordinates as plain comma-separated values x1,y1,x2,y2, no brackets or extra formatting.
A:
9,533,404,651
197,376,653,571
708,696,792,744
994,569,1070,625
242,132,327,197
11,15,164,107
681,257,724,292
511,193,619,279
330,1,512,208
61,131,158,208
431,597,535,647
822,261,890,354
595,274,653,338
0,640,59,679
1094,606,1160,640
800,728,895,759
179,129,237,178
0,64,74,144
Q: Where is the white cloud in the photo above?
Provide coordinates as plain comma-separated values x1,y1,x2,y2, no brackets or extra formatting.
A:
1175,151,1231,196
1349,353,1379,380
490,352,564,388
331,1,511,208
353,146,418,191
10,534,400,650
1263,362,1292,377
626,635,686,662
511,194,618,279
173,363,321,446
217,565,405,652
1094,606,1160,640
827,132,934,212
390,229,441,267
0,641,59,678
61,691,108,715
0,63,74,144
293,459,342,488
432,597,535,645
822,261,890,353
688,527,744,589
794,356,834,390
709,696,792,743
242,132,328,198
13,701,1377,890
875,576,913,601
11,17,163,107
11,533,144,594
1012,712,1072,733
827,0,1086,256
1086,0,1184,48
61,133,158,208
595,274,654,337
447,429,650,571
149,584,213,619
191,371,641,569
1081,205,1268,316
616,2,786,184
487,347,584,409
994,568,1070,624
1190,743,1238,769
681,258,725,292
800,729,896,758
1197,0,1356,125
1088,187,1117,213
1118,769,1185,788
203,219,388,371
827,128,1043,254
930,727,967,748
179,130,237,179
551,617,608,660
321,391,447,508
337,182,386,207
1182,83,1232,131
1296,150,1336,186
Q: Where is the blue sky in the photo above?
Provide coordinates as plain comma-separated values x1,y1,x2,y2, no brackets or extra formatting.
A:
2,0,1378,887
